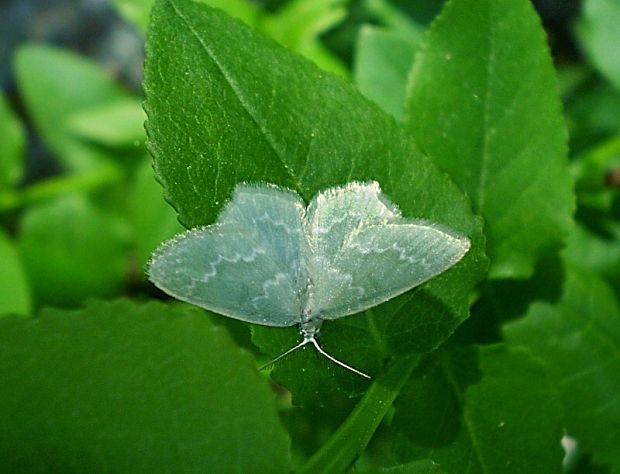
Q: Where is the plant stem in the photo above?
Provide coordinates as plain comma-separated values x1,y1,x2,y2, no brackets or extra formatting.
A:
297,355,419,474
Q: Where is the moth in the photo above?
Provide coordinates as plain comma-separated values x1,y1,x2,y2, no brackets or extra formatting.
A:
148,182,470,378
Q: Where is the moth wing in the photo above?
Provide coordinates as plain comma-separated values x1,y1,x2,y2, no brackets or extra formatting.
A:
149,184,307,327
305,181,401,263
308,221,470,319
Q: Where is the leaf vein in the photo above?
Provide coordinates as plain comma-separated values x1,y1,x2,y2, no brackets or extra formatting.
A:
169,0,304,193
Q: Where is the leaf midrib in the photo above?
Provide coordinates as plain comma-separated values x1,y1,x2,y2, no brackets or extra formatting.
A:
168,0,305,195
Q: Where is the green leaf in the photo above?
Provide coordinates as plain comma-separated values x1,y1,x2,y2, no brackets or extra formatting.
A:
403,0,574,279
66,98,146,148
0,92,25,190
261,0,349,77
0,299,290,473
113,0,260,33
15,45,128,172
18,194,130,306
391,345,564,473
576,0,620,91
458,345,563,472
204,0,260,24
113,0,154,32
129,157,184,267
504,265,620,472
565,81,620,154
0,230,31,317
563,220,620,278
363,0,429,39
556,64,590,98
354,25,420,120
571,135,620,190
145,0,486,403
115,0,343,73
0,165,124,214
359,459,445,474
298,356,419,474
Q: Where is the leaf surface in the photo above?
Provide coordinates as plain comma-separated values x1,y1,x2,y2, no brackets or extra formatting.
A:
404,0,573,278
391,345,563,473
145,0,486,403
354,25,420,120
0,299,290,473
114,0,260,33
261,0,348,76
15,45,126,172
504,265,620,472
577,0,620,91
0,93,25,190
66,98,146,147
18,194,130,306
0,230,31,317
368,459,445,474
130,157,184,267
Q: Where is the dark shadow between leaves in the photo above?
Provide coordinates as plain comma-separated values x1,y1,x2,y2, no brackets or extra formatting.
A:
453,254,565,345
391,346,481,450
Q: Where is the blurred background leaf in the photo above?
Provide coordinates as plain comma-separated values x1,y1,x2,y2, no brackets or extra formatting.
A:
66,97,145,148
0,229,31,317
17,194,131,307
576,0,620,91
261,0,349,76
128,157,183,267
0,299,291,473
15,44,129,172
0,92,25,192
353,25,420,120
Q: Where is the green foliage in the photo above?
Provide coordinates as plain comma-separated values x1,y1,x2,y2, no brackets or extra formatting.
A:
577,0,620,91
114,0,345,74
261,0,349,76
388,345,563,473
354,25,420,119
0,230,31,316
0,0,617,471
403,0,574,279
298,356,419,473
0,300,290,473
113,0,260,33
0,93,25,191
129,157,184,266
15,45,128,172
362,459,446,474
18,194,130,306
145,0,486,406
353,0,425,120
504,265,620,471
66,98,146,148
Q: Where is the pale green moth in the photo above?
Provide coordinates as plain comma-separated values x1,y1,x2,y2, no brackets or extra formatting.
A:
148,181,470,378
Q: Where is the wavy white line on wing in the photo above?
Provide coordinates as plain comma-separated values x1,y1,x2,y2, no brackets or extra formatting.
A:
251,272,289,309
200,247,267,282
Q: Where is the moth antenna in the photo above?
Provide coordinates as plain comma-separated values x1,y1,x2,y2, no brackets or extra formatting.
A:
309,337,371,379
258,338,310,372
259,336,371,379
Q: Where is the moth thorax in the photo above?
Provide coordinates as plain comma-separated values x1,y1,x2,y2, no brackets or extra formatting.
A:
300,312,322,339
